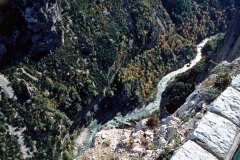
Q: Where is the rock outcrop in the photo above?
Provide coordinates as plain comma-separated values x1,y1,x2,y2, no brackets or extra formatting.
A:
209,85,240,126
199,11,240,81
0,73,14,98
0,0,63,65
25,0,63,56
212,11,240,63
188,112,238,159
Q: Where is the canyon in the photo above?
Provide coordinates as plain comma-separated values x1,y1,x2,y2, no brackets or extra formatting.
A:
0,0,240,159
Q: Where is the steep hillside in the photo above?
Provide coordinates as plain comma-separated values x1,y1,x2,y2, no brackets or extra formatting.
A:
0,0,239,159
215,11,240,62
198,10,240,81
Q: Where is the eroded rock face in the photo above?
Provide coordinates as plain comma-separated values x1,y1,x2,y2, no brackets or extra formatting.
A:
0,0,63,65
199,11,240,81
76,128,132,160
77,65,240,160
231,74,240,90
25,0,63,56
215,11,240,62
0,74,14,98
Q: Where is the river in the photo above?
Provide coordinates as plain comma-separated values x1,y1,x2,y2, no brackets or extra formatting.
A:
73,36,214,156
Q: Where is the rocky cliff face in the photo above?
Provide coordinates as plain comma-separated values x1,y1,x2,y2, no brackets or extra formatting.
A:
75,11,240,157
199,11,240,81
0,0,63,67
213,11,240,62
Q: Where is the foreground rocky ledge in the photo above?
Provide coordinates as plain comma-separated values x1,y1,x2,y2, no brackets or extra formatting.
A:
76,59,240,160
171,74,240,160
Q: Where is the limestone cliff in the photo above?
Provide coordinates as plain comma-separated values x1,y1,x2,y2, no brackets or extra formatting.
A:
199,11,240,81
0,0,63,67
217,11,240,62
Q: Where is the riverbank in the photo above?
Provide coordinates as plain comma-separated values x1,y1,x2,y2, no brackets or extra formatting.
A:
73,36,215,157
106,36,214,126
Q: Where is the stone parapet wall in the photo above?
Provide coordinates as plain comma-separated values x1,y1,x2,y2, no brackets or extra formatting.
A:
171,74,240,160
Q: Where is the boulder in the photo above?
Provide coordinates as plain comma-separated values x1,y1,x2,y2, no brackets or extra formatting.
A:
162,116,180,126
132,147,143,153
145,131,154,136
134,119,148,132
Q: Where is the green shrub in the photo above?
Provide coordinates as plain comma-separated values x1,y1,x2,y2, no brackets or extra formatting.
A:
157,148,174,160
214,72,232,91
203,87,220,103
62,151,74,160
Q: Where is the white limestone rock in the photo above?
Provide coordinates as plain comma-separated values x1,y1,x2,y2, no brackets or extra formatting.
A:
173,90,203,118
209,87,240,126
171,140,217,160
145,131,154,136
132,147,143,153
188,112,238,159
231,74,240,91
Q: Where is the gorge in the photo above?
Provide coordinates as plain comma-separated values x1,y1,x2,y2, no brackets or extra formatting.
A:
72,36,215,157
0,0,240,160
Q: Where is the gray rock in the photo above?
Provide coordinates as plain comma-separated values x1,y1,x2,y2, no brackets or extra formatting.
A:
134,119,148,133
189,112,238,159
173,91,203,118
171,140,218,160
231,74,240,91
165,127,175,140
0,74,14,98
0,0,63,62
229,57,240,75
132,146,143,153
